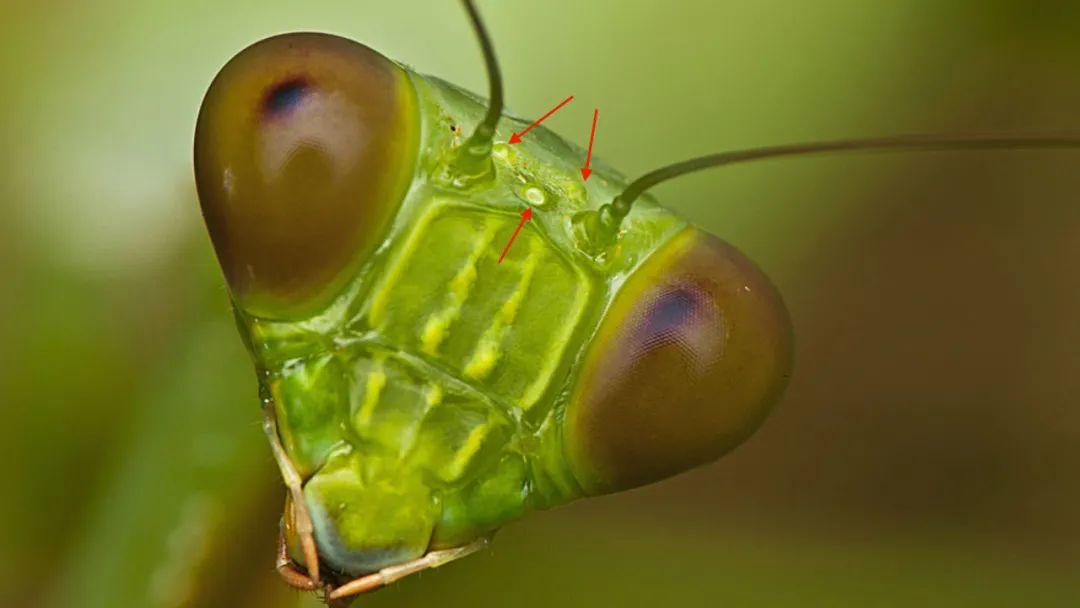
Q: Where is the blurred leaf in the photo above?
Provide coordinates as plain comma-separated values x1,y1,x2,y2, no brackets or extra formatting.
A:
44,318,287,608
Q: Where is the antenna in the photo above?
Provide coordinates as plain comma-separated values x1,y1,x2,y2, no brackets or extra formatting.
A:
454,0,504,178
600,133,1080,230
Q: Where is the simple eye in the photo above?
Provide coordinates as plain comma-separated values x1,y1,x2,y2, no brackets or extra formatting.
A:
564,229,794,495
194,33,419,319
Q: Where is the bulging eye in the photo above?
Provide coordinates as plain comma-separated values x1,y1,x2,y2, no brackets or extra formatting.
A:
564,229,794,495
194,33,419,319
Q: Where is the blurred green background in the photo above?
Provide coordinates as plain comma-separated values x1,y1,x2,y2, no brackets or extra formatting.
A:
3,1,1079,606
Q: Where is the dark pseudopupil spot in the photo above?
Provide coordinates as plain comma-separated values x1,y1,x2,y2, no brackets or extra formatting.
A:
631,285,722,374
644,288,700,336
264,77,310,117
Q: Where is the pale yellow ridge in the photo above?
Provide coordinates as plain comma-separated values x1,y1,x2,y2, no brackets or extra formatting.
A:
463,237,542,380
355,356,387,427
420,220,498,356
446,423,490,480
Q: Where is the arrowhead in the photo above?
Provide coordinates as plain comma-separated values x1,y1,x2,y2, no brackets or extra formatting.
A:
521,207,533,220
508,133,522,144
580,167,592,181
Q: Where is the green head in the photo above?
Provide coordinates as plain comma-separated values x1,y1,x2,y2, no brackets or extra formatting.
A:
190,4,1080,602
192,4,793,597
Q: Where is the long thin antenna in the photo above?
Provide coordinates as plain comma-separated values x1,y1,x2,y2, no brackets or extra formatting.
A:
456,0,504,175
606,133,1080,222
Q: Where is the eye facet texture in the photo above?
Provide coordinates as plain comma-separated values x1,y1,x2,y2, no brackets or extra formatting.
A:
195,33,419,319
565,229,794,495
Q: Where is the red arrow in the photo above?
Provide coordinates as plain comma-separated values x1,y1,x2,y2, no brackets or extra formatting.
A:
508,95,574,144
498,207,533,264
581,108,599,180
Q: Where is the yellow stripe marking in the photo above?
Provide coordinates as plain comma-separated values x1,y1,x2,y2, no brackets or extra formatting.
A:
519,263,590,409
420,220,498,356
368,209,442,326
463,237,542,380
425,384,444,408
355,357,387,427
447,423,489,480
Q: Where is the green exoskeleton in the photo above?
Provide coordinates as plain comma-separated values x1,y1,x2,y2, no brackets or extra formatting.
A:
193,1,1080,603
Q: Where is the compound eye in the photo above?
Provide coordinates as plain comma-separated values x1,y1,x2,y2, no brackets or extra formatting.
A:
194,33,419,319
565,229,794,495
